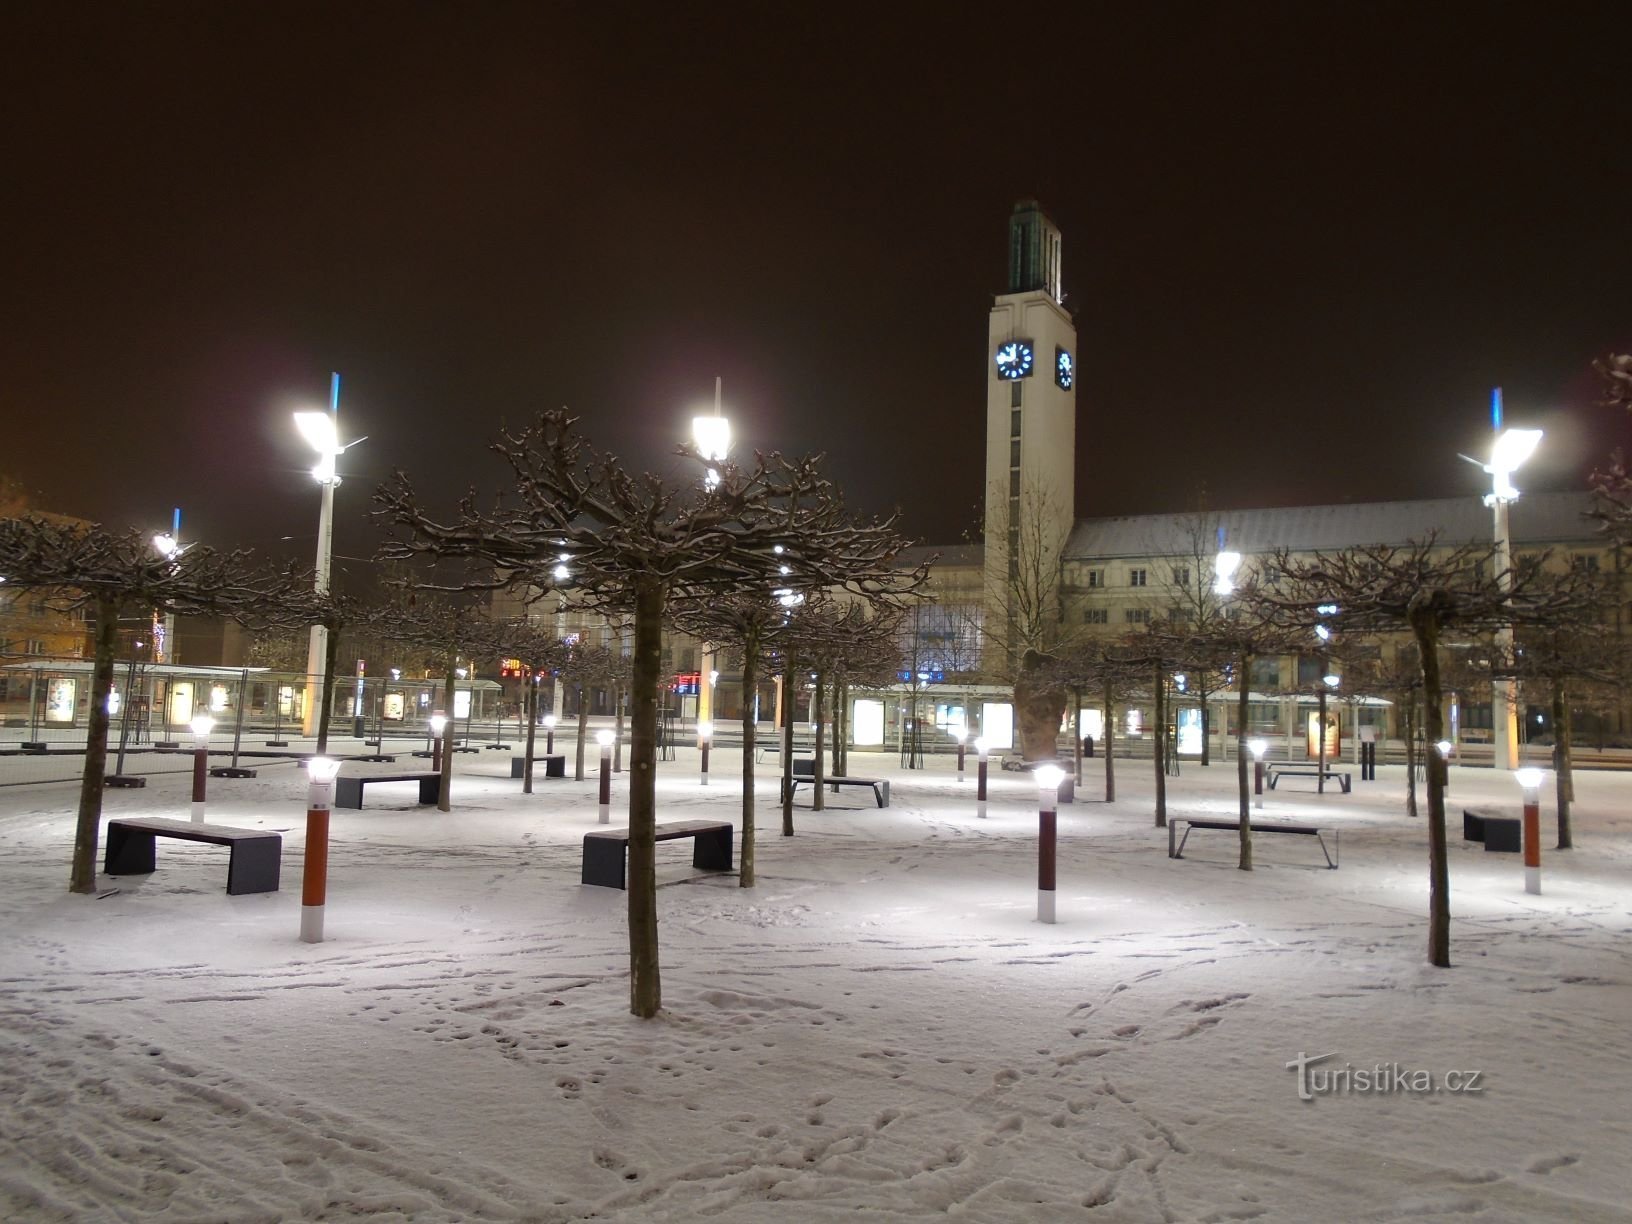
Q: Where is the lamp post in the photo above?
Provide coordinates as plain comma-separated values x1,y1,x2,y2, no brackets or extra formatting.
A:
189,714,214,822
1436,739,1454,797
1033,763,1065,924
151,507,183,665
543,712,557,756
294,374,366,740
975,736,989,819
1464,395,1542,772
1516,767,1545,894
1248,738,1268,809
698,720,713,786
597,729,614,823
300,756,341,943
955,728,968,783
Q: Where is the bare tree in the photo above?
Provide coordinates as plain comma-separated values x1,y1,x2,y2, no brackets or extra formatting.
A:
1256,538,1590,967
0,517,296,893
376,411,924,1018
488,612,570,793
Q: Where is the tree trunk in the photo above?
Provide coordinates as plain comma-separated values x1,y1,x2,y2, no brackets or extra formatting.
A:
1152,662,1166,828
626,576,665,1018
575,685,588,780
1409,607,1451,969
830,678,843,779
1403,696,1419,819
1102,680,1116,803
522,669,538,794
70,593,120,894
812,669,825,812
1552,678,1572,849
1200,687,1211,767
739,631,759,888
1072,687,1083,785
1237,654,1252,870
437,665,456,811
781,657,796,837
316,620,342,754
1317,683,1328,795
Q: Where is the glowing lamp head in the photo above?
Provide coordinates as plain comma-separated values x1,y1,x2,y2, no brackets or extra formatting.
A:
691,414,731,463
306,756,342,783
189,714,214,742
1033,764,1066,794
597,729,614,748
698,720,713,742
1213,550,1241,595
294,410,340,455
1490,428,1542,476
428,713,448,735
974,737,989,757
1514,767,1546,790
1247,738,1268,760
152,532,180,558
955,728,968,745
543,714,557,729
1323,674,1341,689
1436,739,1453,758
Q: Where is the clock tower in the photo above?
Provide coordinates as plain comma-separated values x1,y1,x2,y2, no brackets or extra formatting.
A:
983,200,1078,654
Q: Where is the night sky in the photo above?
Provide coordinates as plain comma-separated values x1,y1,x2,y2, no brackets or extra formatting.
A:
5,4,1630,576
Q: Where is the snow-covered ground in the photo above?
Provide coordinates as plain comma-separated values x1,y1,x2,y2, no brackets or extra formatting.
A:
1,746,1628,1222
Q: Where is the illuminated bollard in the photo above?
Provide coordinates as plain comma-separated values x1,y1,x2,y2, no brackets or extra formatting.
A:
1033,764,1065,924
698,721,713,786
189,715,214,822
301,756,341,943
543,713,556,756
1516,767,1545,895
975,737,989,819
1249,737,1267,811
955,728,968,784
597,729,614,823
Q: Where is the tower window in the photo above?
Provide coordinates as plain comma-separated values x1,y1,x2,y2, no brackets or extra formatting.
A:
1010,408,1021,437
1010,383,1022,409
1009,440,1020,467
1009,469,1020,497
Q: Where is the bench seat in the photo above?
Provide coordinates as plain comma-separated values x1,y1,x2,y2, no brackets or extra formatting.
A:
782,776,890,808
1168,816,1338,868
104,817,282,894
1463,807,1521,852
510,754,567,779
1267,765,1352,793
335,772,440,809
582,820,733,889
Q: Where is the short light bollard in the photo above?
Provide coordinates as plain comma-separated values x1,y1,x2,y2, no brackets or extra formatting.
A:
301,756,342,943
975,737,989,819
1033,764,1064,924
1517,767,1545,895
543,713,556,756
1437,740,1454,797
955,729,968,784
189,714,214,822
597,729,614,823
1249,737,1267,811
698,720,713,786
428,712,448,768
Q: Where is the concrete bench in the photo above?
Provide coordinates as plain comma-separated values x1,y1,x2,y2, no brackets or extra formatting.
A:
104,817,282,894
1463,807,1521,852
510,754,567,779
582,820,733,889
1168,816,1338,868
335,772,440,809
1267,765,1352,793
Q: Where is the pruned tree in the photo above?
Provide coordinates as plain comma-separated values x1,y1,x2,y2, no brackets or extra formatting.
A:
556,638,624,780
0,516,297,893
1255,537,1591,967
375,410,924,1018
487,611,571,793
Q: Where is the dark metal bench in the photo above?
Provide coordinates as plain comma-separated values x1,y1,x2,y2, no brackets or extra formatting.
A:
1463,807,1520,852
335,772,440,809
781,776,890,807
1168,817,1338,868
104,817,282,894
510,754,566,779
1267,764,1352,793
581,820,734,889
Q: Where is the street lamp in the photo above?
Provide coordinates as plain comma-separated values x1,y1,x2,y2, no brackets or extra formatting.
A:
1248,738,1268,808
1515,766,1546,894
293,373,366,740
974,736,990,819
300,756,342,943
597,729,615,823
698,720,713,786
1461,392,1542,772
692,380,731,723
189,714,214,822
1033,763,1065,924
428,712,448,766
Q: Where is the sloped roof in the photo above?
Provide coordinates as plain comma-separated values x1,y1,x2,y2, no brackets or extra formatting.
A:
1062,490,1598,560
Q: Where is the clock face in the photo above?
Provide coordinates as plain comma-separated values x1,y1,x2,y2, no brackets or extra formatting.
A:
1056,346,1074,390
994,340,1034,380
